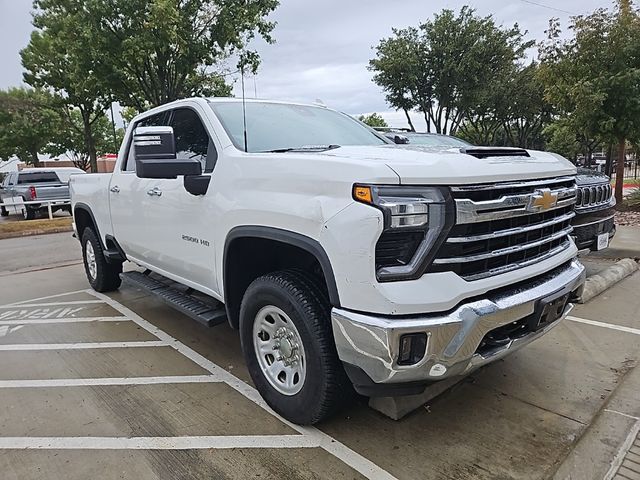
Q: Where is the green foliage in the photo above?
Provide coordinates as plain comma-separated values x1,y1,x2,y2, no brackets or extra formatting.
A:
539,1,640,200
543,120,581,161
626,187,640,207
370,7,532,135
49,110,123,171
0,87,60,166
358,113,388,128
76,0,277,109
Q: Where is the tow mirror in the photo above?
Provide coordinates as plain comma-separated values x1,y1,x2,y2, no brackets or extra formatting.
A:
134,126,202,179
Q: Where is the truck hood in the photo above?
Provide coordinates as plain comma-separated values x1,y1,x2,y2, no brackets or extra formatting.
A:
320,145,576,185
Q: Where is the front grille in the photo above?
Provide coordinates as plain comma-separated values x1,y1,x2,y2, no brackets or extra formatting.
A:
428,176,576,281
576,183,612,209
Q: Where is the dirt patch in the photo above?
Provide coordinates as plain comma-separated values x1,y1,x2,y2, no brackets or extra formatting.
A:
615,210,640,227
0,218,73,239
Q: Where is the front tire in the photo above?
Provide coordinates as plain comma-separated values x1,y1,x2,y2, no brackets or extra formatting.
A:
239,270,349,425
81,228,122,292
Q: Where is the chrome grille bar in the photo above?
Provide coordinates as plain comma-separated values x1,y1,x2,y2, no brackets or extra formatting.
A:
459,241,572,282
434,226,573,264
455,187,576,224
446,211,576,243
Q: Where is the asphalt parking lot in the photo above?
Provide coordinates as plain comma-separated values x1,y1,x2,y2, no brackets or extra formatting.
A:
0,232,639,480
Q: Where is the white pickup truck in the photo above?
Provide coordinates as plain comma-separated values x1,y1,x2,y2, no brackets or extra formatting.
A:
70,97,585,425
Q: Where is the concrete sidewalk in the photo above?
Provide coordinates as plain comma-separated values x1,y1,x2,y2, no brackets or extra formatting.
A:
590,225,640,260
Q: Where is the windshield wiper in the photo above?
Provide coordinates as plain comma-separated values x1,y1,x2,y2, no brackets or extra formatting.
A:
259,144,341,153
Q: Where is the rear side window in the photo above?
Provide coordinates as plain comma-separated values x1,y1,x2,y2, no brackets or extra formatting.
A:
17,172,60,184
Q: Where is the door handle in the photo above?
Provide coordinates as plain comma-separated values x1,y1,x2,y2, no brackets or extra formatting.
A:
146,187,162,197
109,185,120,193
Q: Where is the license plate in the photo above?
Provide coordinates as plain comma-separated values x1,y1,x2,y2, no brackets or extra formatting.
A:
596,233,609,251
530,293,570,331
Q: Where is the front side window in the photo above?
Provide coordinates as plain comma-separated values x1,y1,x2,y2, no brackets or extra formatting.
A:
123,111,171,171
171,108,214,172
209,102,387,153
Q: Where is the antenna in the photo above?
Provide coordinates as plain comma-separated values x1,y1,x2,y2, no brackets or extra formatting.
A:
240,64,248,153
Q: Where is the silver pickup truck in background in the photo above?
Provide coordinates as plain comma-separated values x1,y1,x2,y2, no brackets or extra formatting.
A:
0,168,84,220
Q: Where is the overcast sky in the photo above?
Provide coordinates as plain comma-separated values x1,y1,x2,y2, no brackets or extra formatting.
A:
1,0,609,130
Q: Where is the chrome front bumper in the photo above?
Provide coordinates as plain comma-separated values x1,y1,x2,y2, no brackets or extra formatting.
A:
332,259,585,385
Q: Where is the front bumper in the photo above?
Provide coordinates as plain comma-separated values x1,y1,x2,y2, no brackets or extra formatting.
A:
572,209,616,250
332,259,585,390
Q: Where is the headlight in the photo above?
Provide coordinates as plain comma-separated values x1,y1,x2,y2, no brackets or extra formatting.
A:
353,184,455,281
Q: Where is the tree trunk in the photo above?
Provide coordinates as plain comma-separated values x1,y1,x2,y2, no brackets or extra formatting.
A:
403,108,416,132
605,143,614,177
30,148,40,167
614,137,625,204
82,112,98,173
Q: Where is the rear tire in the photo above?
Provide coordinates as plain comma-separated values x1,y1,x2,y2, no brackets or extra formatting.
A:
239,269,349,425
23,207,35,220
81,228,122,292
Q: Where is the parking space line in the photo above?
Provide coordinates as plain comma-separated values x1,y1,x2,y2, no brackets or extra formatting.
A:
0,317,130,326
0,300,105,308
1,290,91,307
0,340,168,351
0,435,315,450
89,289,397,480
567,316,640,336
605,419,640,480
0,375,219,388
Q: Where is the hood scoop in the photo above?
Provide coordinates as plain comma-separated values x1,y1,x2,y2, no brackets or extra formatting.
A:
460,147,530,159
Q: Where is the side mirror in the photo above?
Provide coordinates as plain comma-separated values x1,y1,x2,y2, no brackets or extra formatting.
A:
134,126,202,179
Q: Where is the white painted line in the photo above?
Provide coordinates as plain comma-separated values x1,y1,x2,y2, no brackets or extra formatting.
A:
0,375,219,388
605,419,640,480
0,341,168,351
0,317,130,326
605,409,640,421
1,290,92,307
567,316,640,336
0,300,104,309
0,435,316,450
89,289,397,480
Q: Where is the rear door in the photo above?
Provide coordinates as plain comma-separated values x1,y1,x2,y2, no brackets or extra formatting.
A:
1,173,21,214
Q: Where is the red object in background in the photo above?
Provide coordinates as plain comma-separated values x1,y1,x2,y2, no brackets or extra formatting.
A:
29,186,37,199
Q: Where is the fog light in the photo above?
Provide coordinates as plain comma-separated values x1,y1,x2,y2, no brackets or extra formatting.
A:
397,333,427,365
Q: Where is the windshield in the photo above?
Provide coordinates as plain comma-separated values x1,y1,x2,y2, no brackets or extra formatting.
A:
404,133,470,148
17,172,60,184
209,102,387,153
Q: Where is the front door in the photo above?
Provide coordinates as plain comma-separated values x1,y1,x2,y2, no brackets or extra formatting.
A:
110,106,219,295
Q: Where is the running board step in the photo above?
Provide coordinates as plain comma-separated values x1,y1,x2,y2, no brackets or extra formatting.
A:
120,271,227,327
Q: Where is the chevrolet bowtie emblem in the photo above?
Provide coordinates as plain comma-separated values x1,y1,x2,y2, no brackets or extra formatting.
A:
528,189,558,212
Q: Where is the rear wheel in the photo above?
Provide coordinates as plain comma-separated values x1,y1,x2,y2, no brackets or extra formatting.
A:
23,207,35,220
239,270,349,425
81,228,122,292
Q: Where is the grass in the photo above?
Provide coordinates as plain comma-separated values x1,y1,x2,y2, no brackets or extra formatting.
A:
0,217,73,239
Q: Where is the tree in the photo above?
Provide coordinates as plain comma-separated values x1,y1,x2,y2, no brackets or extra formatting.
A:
80,0,278,109
543,120,582,162
50,110,124,171
0,87,59,166
539,1,640,203
21,1,114,172
358,113,388,128
370,8,532,135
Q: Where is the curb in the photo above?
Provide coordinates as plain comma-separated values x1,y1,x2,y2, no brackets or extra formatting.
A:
0,227,73,240
578,258,639,304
